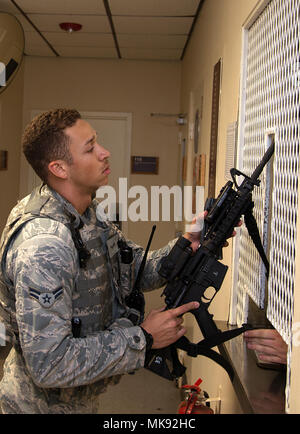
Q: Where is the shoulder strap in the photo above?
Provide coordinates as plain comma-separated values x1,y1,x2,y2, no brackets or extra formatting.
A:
244,202,269,278
25,187,91,269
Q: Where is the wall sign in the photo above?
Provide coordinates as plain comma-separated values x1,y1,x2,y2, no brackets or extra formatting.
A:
131,156,159,174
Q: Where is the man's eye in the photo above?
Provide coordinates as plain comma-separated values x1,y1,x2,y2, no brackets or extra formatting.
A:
87,147,94,153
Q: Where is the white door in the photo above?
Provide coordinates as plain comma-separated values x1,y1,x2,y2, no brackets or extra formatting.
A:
25,110,132,235
82,112,132,236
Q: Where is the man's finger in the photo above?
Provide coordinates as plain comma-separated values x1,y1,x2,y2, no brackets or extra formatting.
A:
172,301,199,317
176,326,187,338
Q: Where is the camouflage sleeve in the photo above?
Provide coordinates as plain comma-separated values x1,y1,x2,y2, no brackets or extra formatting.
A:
7,219,146,388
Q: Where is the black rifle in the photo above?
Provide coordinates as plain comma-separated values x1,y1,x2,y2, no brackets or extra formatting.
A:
146,141,275,381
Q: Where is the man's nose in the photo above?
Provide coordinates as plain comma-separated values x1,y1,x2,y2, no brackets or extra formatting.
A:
97,143,110,160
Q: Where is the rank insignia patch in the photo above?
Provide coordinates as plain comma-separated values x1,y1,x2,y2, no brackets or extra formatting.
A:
29,287,63,308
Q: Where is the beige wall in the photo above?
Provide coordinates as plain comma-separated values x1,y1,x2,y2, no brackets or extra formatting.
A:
179,0,259,413
20,57,181,251
0,61,24,232
20,57,182,315
288,156,300,413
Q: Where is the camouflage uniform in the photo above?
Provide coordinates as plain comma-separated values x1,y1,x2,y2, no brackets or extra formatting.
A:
0,184,176,413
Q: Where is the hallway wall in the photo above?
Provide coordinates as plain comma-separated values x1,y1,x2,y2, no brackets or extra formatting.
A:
20,57,182,252
179,0,259,413
0,61,24,232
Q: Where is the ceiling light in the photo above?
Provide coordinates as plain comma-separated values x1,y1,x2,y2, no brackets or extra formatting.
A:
59,22,82,33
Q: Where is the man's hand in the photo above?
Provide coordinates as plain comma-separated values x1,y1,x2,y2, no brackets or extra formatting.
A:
183,211,242,252
244,329,287,364
183,211,207,252
141,301,199,349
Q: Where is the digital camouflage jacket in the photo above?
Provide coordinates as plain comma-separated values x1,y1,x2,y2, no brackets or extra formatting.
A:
0,184,175,413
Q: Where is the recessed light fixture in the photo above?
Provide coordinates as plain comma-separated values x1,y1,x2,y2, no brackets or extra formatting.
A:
59,22,82,33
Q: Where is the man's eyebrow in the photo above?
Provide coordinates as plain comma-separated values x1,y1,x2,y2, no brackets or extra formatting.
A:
84,132,97,146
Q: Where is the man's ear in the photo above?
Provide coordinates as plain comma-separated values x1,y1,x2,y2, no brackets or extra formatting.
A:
48,160,68,179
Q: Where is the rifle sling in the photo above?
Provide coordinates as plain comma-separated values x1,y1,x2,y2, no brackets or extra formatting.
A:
244,205,269,278
171,342,235,381
173,324,252,381
146,323,253,381
195,323,254,349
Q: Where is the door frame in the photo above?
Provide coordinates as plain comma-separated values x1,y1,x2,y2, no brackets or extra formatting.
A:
81,111,132,236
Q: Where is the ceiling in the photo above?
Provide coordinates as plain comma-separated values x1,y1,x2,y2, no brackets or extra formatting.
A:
0,0,204,61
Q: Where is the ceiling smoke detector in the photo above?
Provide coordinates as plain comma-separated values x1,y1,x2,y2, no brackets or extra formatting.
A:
59,22,82,33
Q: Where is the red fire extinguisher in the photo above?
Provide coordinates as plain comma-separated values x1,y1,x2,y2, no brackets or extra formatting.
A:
177,378,214,414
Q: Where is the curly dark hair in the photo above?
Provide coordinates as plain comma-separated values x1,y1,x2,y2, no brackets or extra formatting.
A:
22,108,81,183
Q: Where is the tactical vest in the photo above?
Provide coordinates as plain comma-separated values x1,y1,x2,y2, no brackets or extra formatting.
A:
0,184,135,345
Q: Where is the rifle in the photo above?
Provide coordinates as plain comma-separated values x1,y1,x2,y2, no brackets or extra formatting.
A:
146,141,275,381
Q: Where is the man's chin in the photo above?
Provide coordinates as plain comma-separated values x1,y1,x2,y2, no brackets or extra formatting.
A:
91,179,109,196
98,177,109,187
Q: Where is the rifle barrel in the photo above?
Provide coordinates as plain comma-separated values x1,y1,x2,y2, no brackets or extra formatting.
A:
250,140,275,182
